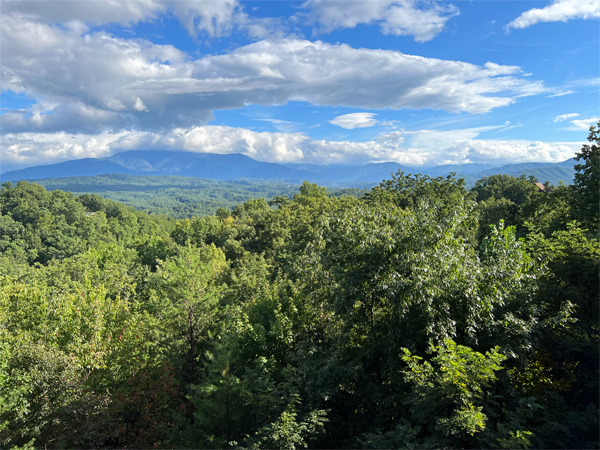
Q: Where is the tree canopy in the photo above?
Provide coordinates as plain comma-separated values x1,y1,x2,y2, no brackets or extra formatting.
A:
1,125,598,449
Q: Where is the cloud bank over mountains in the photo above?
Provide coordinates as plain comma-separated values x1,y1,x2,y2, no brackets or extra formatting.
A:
2,125,581,173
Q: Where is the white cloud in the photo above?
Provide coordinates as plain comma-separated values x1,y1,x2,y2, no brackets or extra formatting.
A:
506,0,600,30
1,0,166,27
330,113,378,129
0,125,582,172
553,113,579,122
133,97,148,112
566,117,599,131
427,139,579,165
547,90,576,98
169,0,240,38
0,0,265,39
0,12,547,134
300,0,458,42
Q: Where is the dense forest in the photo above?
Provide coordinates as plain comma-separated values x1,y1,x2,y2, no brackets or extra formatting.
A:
30,175,368,219
1,124,598,449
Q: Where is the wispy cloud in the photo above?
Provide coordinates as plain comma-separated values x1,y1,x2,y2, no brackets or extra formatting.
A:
255,118,299,131
547,90,576,98
553,113,579,122
565,117,599,131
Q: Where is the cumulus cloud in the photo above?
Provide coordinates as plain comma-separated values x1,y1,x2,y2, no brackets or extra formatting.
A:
553,113,579,122
0,12,547,134
0,127,304,171
0,0,267,39
506,0,600,30
429,139,579,165
169,0,241,38
300,0,458,42
1,125,581,172
1,0,167,27
330,113,378,129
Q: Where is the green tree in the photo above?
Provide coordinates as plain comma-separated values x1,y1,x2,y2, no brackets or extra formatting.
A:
400,341,512,446
367,171,470,215
573,120,599,231
471,174,540,238
146,245,227,378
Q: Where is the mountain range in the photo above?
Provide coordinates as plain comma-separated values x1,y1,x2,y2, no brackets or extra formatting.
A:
0,150,577,186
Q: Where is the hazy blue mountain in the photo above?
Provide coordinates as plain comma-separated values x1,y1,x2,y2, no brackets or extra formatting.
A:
1,150,576,186
2,152,307,183
106,151,307,179
470,158,576,185
282,163,353,172
0,159,138,181
421,163,502,177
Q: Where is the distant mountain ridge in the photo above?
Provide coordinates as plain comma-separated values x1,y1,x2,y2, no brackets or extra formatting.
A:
1,150,577,186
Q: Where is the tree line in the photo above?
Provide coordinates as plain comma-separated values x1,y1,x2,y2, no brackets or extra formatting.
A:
1,123,598,449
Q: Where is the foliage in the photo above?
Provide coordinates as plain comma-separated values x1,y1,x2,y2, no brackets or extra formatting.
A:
145,245,227,377
1,130,598,449
573,120,600,231
401,340,507,445
32,174,367,219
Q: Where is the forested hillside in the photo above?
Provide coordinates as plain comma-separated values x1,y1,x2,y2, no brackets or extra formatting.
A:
31,176,304,219
1,125,598,449
28,175,368,219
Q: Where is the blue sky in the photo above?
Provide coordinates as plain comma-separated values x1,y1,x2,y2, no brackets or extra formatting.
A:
1,0,598,172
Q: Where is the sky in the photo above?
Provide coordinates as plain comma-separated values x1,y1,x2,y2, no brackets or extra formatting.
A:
1,0,599,172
